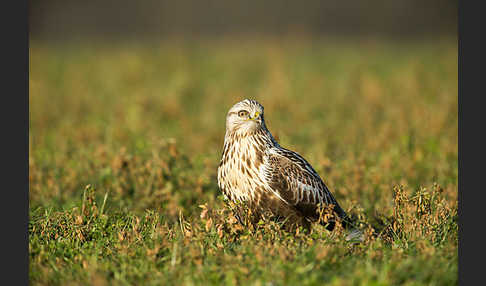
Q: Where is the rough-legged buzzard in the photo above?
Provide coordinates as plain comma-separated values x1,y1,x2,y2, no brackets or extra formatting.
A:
217,99,356,235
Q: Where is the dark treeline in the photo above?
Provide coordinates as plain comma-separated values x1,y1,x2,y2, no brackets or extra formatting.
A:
30,0,457,41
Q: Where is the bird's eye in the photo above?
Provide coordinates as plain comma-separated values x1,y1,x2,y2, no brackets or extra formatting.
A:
238,110,249,117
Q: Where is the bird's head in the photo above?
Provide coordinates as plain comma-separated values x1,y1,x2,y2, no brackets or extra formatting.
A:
225,99,265,136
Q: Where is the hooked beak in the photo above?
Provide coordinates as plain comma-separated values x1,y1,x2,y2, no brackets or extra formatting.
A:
248,111,261,121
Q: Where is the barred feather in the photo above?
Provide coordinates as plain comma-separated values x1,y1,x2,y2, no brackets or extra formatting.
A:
217,99,348,231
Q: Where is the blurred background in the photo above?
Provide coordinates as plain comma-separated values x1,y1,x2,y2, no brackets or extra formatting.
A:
30,0,457,42
29,1,457,212
29,3,458,284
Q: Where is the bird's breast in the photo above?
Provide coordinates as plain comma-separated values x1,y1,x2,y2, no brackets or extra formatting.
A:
218,137,269,203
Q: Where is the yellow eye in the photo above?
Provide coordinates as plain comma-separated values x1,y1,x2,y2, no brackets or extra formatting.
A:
238,110,249,117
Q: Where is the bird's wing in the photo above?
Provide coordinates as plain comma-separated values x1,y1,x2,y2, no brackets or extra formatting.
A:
266,148,346,219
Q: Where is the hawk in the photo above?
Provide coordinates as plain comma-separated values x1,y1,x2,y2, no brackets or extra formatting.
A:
217,99,355,234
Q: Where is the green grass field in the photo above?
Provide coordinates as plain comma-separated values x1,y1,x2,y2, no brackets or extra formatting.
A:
29,38,458,285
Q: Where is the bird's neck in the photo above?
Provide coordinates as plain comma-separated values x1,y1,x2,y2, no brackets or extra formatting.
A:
224,126,277,150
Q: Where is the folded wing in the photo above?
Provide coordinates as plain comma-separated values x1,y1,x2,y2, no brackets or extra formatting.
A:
267,148,347,221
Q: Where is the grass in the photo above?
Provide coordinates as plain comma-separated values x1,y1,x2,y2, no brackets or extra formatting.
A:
29,38,458,285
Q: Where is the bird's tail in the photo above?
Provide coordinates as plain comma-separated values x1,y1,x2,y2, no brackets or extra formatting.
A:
320,206,365,242
341,213,365,242
344,227,365,242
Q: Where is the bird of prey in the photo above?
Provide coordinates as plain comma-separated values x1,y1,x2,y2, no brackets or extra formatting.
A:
217,99,356,234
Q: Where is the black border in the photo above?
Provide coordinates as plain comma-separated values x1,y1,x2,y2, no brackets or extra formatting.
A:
458,0,482,285
2,0,29,285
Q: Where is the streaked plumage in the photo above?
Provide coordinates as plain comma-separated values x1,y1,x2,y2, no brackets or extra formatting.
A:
217,99,349,232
